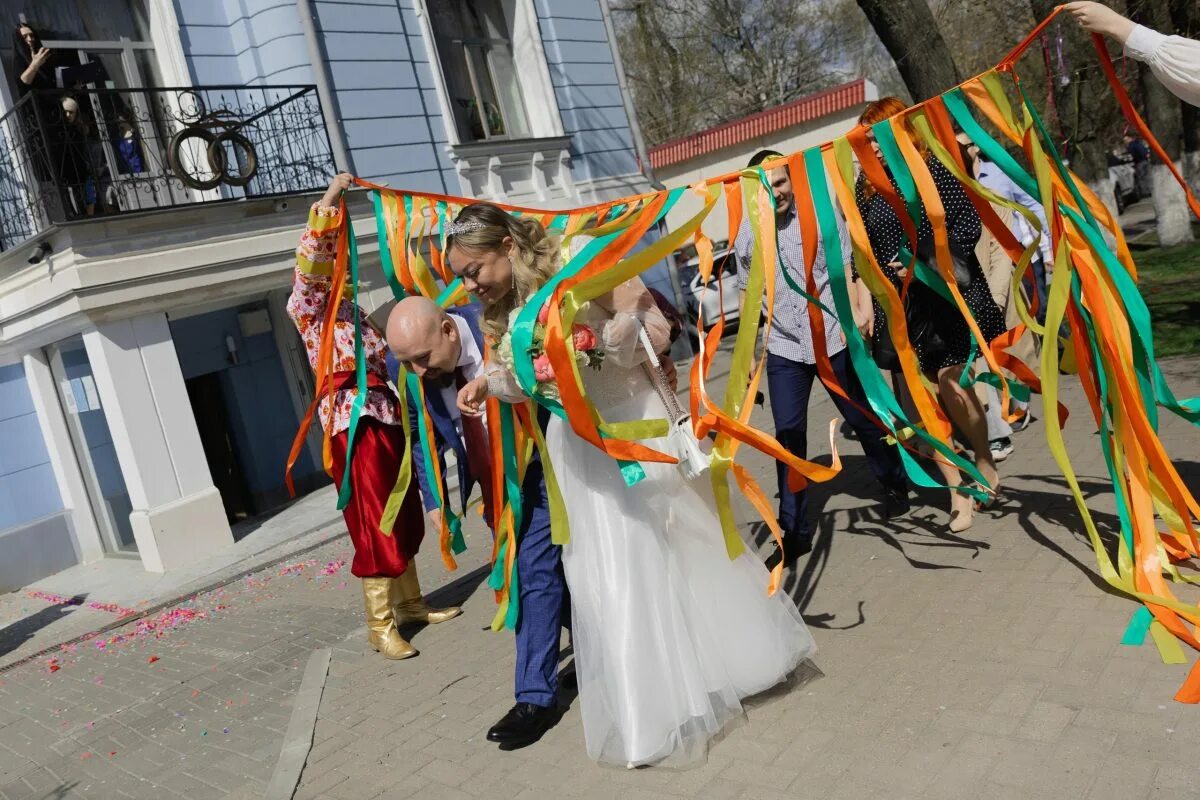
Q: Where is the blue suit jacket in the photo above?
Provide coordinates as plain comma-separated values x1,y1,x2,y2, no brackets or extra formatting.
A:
387,304,488,514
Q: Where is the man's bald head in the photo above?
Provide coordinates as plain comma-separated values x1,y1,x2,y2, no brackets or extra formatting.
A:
386,296,462,380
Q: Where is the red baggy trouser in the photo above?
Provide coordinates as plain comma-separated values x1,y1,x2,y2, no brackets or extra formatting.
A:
330,415,424,578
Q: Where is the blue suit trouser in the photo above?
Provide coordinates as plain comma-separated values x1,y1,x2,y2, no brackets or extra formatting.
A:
766,349,906,538
512,460,569,708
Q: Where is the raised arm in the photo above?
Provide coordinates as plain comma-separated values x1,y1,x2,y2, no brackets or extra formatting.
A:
1064,1,1199,106
285,173,352,331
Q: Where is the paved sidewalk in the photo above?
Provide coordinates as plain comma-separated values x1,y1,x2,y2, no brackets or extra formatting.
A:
0,354,1198,799
0,485,345,670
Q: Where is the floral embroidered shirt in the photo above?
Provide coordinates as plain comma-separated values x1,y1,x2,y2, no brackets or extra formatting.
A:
286,204,399,435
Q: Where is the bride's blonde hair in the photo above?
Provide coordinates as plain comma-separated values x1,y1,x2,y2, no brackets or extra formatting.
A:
446,202,560,341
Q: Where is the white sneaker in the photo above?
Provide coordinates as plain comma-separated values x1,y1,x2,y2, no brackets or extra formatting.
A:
989,438,1014,462
1011,410,1034,433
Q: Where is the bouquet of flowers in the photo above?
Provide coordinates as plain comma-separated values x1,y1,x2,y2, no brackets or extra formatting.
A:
496,301,605,401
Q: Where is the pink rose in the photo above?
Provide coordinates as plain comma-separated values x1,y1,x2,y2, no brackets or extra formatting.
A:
533,352,555,382
572,324,599,352
537,302,551,325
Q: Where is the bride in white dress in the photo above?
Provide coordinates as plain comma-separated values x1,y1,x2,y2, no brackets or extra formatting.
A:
449,202,816,767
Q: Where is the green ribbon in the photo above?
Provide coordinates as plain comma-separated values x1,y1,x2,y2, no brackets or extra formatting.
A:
488,402,524,630
335,210,368,510
809,146,987,497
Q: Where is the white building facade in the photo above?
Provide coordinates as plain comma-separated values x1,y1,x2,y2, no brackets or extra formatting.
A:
0,0,659,590
650,79,879,244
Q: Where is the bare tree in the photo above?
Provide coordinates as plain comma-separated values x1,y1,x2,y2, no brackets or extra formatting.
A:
610,0,893,147
1028,0,1124,218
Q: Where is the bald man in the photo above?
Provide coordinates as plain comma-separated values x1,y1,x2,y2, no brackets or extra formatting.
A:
387,297,569,750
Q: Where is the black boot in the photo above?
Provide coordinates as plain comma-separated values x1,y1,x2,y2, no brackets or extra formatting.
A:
487,702,558,748
764,530,813,571
883,487,911,520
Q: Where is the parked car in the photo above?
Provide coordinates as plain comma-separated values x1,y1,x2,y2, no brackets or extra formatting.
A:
681,247,741,328
1108,152,1141,213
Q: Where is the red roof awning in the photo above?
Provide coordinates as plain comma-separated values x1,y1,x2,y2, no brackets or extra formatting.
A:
648,79,870,171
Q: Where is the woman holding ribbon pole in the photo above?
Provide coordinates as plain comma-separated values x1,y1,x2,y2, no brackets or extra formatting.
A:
286,173,461,661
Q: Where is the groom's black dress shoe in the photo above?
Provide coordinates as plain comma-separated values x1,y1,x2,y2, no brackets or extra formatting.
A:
487,702,558,748
764,531,813,571
883,487,911,520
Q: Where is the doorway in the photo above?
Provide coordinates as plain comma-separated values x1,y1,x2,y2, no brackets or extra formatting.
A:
46,337,138,557
185,372,254,524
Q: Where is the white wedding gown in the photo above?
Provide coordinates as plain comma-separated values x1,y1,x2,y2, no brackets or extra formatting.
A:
539,298,817,767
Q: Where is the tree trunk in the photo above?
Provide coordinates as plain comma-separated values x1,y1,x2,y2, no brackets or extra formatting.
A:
1182,105,1200,200
854,0,962,101
1171,0,1200,199
1136,0,1193,246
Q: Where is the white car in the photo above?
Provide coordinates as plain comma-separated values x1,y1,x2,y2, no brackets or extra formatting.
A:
683,248,741,328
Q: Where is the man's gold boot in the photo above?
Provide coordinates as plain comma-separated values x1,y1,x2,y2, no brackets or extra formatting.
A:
392,562,463,626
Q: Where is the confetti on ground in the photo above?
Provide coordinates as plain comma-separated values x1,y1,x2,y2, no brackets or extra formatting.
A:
26,591,136,617
147,656,159,664
319,559,345,576
87,601,136,617
27,591,82,607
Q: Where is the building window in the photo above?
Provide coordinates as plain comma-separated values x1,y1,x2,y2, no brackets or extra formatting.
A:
428,0,530,143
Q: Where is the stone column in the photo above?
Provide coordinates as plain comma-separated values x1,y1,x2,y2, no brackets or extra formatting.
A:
83,313,232,572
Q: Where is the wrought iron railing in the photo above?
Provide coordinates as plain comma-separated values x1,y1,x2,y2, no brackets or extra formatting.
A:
0,84,337,252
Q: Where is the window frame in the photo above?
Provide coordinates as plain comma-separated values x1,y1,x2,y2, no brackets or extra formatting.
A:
416,0,563,148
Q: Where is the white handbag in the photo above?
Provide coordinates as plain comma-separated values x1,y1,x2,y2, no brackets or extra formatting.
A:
638,326,710,481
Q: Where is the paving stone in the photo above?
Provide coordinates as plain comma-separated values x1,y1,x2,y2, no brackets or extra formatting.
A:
0,353,1195,798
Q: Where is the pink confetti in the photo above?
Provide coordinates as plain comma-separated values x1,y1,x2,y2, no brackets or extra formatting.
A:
87,601,136,617
27,590,81,607
94,676,104,686
28,591,135,617
319,559,345,576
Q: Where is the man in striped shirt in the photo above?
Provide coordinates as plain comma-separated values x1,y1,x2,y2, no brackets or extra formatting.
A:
736,150,908,567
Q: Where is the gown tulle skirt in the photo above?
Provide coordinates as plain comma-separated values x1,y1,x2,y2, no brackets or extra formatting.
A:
547,364,817,767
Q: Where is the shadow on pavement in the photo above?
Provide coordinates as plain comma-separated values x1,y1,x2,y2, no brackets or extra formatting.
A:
745,454,991,630
998,472,1134,599
0,595,87,660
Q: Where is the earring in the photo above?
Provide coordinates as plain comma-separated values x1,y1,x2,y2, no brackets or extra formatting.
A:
510,258,516,290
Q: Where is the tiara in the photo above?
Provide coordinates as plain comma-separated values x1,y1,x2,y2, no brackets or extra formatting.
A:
446,219,487,237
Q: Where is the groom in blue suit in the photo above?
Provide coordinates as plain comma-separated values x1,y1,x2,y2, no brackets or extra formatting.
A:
385,295,566,749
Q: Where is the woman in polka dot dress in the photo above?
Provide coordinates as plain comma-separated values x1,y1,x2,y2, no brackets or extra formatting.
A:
852,97,1005,533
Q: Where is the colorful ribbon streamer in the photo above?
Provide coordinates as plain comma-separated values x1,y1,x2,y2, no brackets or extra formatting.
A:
290,7,1200,702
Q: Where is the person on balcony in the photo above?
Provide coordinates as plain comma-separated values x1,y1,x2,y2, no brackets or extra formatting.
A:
13,23,53,96
57,96,98,217
286,172,462,661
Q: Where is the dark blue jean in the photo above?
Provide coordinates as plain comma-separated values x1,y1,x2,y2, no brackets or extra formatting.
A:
766,349,906,537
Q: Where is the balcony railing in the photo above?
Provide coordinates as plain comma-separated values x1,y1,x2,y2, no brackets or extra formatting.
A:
0,84,337,252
